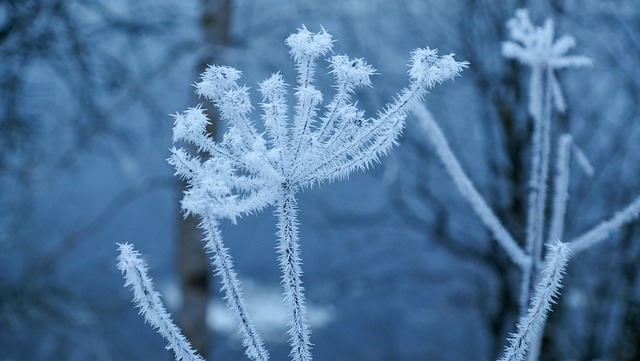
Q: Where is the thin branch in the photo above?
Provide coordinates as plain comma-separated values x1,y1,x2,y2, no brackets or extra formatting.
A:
569,195,640,253
117,243,205,361
200,213,269,361
548,134,572,243
413,103,528,269
499,241,571,361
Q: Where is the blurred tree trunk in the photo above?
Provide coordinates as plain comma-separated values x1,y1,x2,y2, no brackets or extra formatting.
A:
177,0,232,358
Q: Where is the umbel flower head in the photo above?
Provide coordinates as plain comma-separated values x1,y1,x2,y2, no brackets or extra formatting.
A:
502,9,591,114
169,26,467,222
502,9,591,69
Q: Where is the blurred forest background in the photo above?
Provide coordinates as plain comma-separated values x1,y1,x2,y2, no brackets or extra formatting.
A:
1,0,639,360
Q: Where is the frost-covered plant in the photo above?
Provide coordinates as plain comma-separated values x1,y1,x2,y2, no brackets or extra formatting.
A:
118,11,640,361
413,9,640,361
118,26,466,361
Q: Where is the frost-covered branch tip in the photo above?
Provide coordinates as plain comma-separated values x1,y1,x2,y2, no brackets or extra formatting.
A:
117,243,205,361
502,9,591,115
310,47,467,183
569,195,640,253
502,9,592,70
286,25,333,65
408,48,468,88
499,241,571,361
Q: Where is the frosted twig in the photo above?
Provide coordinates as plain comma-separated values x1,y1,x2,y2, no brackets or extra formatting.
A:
569,196,640,253
524,65,553,268
499,241,571,361
117,243,205,361
571,142,594,177
548,134,572,244
201,213,269,361
413,103,528,269
300,48,467,185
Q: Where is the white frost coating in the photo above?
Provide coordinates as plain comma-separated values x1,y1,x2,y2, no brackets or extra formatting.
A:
170,28,467,224
276,186,311,361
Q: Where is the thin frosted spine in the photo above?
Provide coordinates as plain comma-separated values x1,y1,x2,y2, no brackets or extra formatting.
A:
499,242,571,361
201,214,269,361
414,103,528,268
276,185,312,361
307,52,467,185
569,196,640,253
522,65,554,311
260,73,291,172
548,134,572,243
117,243,205,361
525,66,553,256
287,27,332,172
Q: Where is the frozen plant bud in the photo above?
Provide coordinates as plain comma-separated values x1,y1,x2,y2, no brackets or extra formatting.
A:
286,26,333,62
196,65,243,100
329,55,376,88
168,147,202,182
219,87,253,122
259,73,288,100
409,48,468,88
172,105,210,143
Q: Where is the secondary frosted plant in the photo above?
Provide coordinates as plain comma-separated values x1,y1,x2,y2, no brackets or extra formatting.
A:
413,9,640,361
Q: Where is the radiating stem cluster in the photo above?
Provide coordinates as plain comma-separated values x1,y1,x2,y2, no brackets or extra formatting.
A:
119,25,465,361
